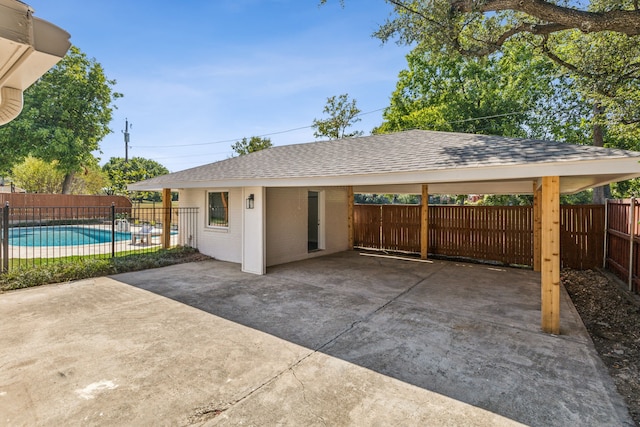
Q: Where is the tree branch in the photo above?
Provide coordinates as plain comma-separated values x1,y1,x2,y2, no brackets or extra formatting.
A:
456,23,570,56
387,0,429,21
451,0,640,35
386,0,449,30
541,36,596,77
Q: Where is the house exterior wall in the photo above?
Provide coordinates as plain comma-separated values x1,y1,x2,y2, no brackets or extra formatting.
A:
179,187,243,264
179,186,349,270
242,186,266,274
266,187,349,267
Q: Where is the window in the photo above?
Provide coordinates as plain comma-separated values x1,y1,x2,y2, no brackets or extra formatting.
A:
208,191,229,227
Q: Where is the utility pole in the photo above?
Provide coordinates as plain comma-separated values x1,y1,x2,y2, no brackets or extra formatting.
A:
123,118,131,162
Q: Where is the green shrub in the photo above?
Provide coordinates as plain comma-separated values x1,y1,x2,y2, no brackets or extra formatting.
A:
0,247,205,292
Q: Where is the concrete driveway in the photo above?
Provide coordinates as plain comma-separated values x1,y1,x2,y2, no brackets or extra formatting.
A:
0,252,632,426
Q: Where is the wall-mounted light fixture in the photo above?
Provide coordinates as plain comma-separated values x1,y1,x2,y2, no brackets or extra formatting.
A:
246,193,254,209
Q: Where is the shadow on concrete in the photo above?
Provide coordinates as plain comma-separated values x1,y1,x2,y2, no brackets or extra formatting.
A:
114,251,632,426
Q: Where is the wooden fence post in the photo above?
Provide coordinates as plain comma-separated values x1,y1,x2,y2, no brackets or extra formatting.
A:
533,181,542,272
629,198,636,292
347,187,354,249
603,199,608,269
162,188,172,249
421,184,429,260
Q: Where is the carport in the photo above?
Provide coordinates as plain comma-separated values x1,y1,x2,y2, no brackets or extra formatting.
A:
130,130,640,334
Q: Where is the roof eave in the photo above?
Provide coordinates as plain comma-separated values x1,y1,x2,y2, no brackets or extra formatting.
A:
128,156,640,195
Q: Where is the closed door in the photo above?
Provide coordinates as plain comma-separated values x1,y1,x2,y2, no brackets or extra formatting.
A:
308,191,319,251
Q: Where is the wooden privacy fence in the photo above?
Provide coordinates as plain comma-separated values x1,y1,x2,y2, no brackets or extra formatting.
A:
353,204,604,270
2,195,133,223
605,199,640,293
0,194,131,209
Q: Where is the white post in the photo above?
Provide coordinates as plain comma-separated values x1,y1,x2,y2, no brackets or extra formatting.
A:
242,186,266,275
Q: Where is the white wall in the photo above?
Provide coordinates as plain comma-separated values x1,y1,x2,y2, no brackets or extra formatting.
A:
266,187,349,267
242,186,266,274
179,187,243,264
180,186,350,271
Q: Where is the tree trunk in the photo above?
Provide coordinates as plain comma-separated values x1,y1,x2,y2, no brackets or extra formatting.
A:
592,103,610,204
61,172,74,194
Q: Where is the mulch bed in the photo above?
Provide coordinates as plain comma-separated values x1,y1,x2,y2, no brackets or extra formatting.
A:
562,269,640,426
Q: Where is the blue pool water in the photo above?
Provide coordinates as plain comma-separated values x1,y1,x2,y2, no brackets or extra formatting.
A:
8,226,131,247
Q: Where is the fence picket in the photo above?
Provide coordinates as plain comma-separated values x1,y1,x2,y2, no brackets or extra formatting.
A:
354,204,604,270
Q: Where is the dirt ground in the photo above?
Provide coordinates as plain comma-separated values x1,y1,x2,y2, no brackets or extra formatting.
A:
562,269,640,426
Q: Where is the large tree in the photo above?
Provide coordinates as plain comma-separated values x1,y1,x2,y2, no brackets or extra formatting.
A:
312,93,363,140
375,43,588,141
102,157,169,202
11,156,107,195
323,0,640,201
231,136,272,156
321,0,640,56
11,157,64,194
0,46,121,193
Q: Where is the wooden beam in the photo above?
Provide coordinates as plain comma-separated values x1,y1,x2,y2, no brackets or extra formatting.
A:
533,181,542,272
421,184,429,260
541,176,560,334
347,186,354,249
628,198,636,292
162,188,171,249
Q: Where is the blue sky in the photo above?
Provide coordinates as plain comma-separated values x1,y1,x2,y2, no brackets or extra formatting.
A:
28,1,410,172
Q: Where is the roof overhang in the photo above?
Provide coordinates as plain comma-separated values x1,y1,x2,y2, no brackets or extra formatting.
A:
0,0,70,124
129,156,640,195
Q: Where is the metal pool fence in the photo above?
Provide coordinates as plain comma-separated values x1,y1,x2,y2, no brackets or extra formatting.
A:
0,204,198,272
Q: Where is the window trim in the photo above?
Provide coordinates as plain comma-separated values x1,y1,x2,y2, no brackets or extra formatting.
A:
206,190,230,229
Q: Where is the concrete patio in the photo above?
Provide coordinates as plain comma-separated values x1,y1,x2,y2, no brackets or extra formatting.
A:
0,252,633,426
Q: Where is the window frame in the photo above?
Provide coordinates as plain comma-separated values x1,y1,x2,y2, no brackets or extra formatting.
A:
206,190,230,229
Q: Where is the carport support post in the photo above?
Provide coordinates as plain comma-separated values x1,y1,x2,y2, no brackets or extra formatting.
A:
347,186,354,249
162,188,171,249
421,184,429,260
242,186,266,275
541,176,560,334
533,181,542,272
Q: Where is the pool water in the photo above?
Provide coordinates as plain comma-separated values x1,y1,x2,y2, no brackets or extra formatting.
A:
8,226,132,247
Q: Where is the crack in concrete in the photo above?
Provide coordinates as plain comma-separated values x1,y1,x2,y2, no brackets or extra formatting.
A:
194,264,446,423
315,264,446,353
194,348,318,424
291,367,328,426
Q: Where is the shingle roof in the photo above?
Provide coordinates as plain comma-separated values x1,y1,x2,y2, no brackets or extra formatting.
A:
132,130,640,189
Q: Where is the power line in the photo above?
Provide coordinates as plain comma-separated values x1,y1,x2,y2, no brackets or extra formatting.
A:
132,107,386,149
133,108,528,150
446,111,527,124
134,124,313,149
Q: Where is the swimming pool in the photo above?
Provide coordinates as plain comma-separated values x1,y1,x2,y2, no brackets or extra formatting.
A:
8,226,131,247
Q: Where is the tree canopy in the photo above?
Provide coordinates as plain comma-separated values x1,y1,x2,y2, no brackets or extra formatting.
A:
323,0,640,57
11,156,107,195
102,157,169,202
323,0,640,201
312,93,363,140
375,43,586,140
321,1,640,125
0,46,121,193
11,157,64,194
231,136,273,156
